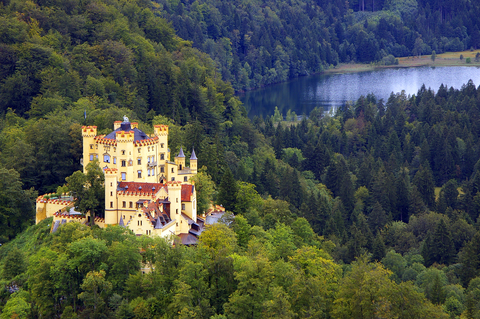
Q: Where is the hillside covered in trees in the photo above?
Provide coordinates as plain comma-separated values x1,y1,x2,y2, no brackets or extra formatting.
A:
2,0,480,318
156,0,480,90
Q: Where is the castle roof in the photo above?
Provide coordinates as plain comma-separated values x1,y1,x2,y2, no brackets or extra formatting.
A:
178,233,198,245
118,182,164,195
117,182,194,202
181,184,194,202
177,147,185,158
103,121,152,142
190,148,197,160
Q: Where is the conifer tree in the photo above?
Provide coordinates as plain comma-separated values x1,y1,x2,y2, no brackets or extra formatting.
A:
413,162,436,209
218,167,238,213
371,233,386,262
430,219,456,265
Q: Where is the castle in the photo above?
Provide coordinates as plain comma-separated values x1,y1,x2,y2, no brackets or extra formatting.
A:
35,117,211,243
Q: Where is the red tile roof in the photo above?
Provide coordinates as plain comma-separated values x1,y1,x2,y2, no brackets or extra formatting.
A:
118,182,165,195
117,182,194,201
181,184,194,202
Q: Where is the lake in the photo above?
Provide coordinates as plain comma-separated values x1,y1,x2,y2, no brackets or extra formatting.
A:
239,66,480,118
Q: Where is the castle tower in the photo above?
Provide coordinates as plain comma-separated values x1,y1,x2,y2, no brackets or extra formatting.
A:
154,125,169,182
116,129,135,181
190,148,197,174
104,168,118,225
168,181,182,234
82,126,97,173
175,147,186,170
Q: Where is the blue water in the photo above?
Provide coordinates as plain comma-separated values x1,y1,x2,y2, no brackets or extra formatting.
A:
239,66,480,118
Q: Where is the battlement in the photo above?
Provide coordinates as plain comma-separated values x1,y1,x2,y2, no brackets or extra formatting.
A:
115,130,134,142
113,121,122,130
82,126,97,137
166,180,182,188
105,168,118,175
154,125,169,136
134,136,158,147
131,122,139,129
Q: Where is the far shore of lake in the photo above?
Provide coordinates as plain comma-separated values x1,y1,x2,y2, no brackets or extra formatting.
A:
324,50,480,75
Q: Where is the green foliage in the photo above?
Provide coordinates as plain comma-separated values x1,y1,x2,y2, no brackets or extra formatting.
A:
217,167,238,213
0,290,30,319
0,166,37,242
66,159,105,224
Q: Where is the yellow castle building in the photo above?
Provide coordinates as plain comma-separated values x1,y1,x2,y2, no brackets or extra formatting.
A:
36,117,206,243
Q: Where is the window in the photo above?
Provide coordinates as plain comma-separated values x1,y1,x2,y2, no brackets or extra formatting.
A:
147,169,151,176
121,172,126,180
138,170,142,178
171,168,174,173
176,198,178,203
104,154,110,163
121,150,125,155
129,202,133,208
96,154,98,159
171,177,175,181
182,203,185,210
138,148,141,153
110,182,112,187
123,215,125,220
176,209,178,214
148,147,150,152
128,160,133,166
137,158,141,165
161,143,164,148
147,156,150,163
90,155,94,161
110,202,113,208
122,201,126,208
110,191,113,196
113,157,116,164
160,166,165,173
121,160,126,167
184,176,188,182
160,153,165,160
90,144,94,149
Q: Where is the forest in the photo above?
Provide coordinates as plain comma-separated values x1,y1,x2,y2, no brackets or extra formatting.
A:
1,0,480,318
156,0,480,90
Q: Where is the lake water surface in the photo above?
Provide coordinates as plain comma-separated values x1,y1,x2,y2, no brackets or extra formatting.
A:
239,66,480,118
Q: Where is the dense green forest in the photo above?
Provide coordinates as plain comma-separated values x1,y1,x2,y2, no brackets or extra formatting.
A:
156,0,480,90
2,0,480,318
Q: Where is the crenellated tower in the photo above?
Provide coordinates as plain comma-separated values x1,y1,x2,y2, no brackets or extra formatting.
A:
82,126,98,173
104,168,118,225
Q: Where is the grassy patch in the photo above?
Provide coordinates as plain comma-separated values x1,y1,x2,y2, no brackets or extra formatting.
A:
325,50,480,75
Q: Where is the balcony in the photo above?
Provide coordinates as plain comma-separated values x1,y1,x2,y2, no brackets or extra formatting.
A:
147,161,157,167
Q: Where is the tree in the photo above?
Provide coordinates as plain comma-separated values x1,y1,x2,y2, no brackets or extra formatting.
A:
217,167,238,212
66,159,105,225
0,290,30,319
371,233,386,261
413,163,435,209
190,166,215,214
224,253,273,319
459,232,480,286
2,246,27,280
78,270,112,319
0,166,37,242
333,256,448,319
